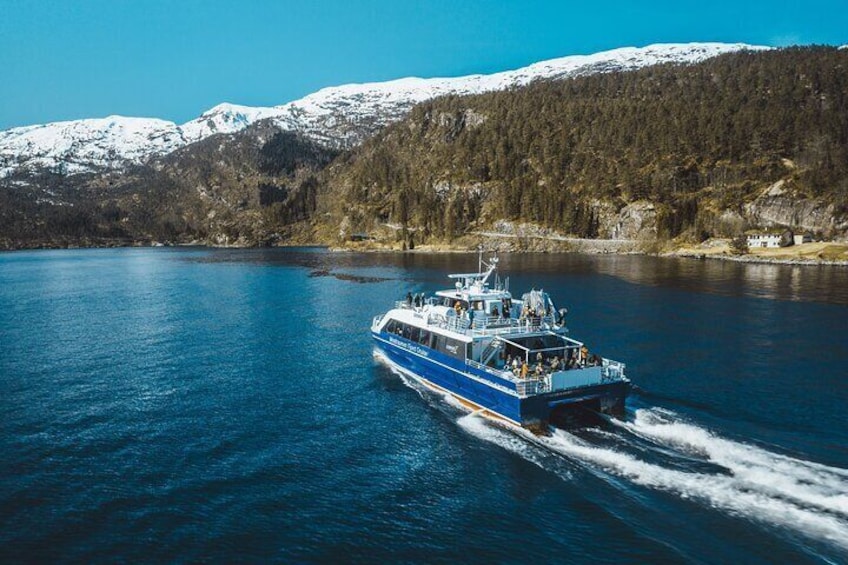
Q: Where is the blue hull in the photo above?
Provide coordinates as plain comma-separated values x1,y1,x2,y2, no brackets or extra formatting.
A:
373,331,523,423
373,331,629,426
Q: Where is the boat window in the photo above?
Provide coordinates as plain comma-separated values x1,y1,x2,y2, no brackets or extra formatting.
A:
384,319,398,334
443,298,469,310
408,326,420,343
432,334,466,361
419,329,432,347
433,334,447,354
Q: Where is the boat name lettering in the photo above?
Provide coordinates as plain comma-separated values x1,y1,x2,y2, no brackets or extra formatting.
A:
388,336,430,357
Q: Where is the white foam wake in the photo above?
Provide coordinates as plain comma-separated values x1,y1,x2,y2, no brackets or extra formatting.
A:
543,428,848,551
613,409,848,518
376,349,848,551
457,415,574,480
502,409,848,552
458,405,848,551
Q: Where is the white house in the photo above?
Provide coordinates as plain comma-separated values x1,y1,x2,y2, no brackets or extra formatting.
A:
793,233,813,245
746,230,794,248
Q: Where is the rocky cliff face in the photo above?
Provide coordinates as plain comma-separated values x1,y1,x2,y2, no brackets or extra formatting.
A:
744,181,848,238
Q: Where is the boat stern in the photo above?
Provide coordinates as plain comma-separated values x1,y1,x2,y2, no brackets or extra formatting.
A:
517,361,630,428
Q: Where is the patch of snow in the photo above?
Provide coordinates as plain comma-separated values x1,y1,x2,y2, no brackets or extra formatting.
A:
0,42,769,179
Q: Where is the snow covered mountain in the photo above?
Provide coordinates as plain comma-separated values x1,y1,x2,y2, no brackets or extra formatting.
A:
0,42,767,178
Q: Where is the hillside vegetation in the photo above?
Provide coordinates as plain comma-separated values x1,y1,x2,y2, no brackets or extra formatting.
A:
322,47,848,246
0,125,337,248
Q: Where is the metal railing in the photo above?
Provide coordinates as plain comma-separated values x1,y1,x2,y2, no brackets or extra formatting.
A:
515,378,550,396
466,359,552,397
384,300,559,337
466,359,510,379
464,358,626,398
601,359,627,382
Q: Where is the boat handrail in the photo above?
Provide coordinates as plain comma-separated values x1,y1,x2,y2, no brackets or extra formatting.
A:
601,358,627,382
466,359,552,397
514,377,550,397
384,301,567,339
465,358,512,380
428,315,556,336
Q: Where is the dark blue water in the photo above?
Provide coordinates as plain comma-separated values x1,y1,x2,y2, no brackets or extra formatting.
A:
2,248,847,563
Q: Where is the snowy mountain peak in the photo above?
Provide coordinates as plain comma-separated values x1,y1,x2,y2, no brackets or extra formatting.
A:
1,42,768,178
180,103,283,143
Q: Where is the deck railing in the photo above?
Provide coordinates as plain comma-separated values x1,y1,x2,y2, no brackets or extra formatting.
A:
387,301,558,336
466,357,627,398
514,378,550,396
465,359,510,380
466,359,551,397
601,359,626,382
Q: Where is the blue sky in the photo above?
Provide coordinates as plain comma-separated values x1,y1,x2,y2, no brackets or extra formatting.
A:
1,0,846,130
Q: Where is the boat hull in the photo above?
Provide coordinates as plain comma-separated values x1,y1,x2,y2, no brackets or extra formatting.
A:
373,331,629,427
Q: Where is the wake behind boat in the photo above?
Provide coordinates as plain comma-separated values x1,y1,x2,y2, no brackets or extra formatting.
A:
371,253,630,430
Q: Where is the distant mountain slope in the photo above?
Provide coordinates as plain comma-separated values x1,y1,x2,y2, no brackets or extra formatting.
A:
0,123,337,249
0,43,764,178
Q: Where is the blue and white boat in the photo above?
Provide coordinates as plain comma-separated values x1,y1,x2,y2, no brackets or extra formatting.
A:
371,253,630,430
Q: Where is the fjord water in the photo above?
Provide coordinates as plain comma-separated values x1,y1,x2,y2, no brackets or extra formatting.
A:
1,248,847,563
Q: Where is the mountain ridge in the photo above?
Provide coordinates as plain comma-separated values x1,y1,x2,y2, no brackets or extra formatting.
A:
0,42,767,178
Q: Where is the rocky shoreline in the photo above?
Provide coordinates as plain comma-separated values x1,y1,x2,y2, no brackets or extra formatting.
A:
666,250,848,267
4,235,848,268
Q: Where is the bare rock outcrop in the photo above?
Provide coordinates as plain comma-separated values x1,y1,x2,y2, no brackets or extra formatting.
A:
744,181,848,236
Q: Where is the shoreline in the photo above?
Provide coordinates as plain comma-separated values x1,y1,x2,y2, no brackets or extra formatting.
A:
4,238,848,267
663,250,848,267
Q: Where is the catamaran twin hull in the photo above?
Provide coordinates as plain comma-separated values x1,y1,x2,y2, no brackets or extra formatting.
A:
373,330,629,428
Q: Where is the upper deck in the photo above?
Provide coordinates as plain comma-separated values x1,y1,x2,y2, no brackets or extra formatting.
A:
388,299,556,339
373,252,567,342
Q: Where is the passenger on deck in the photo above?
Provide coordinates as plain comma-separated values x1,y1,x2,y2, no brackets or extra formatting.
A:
535,363,543,376
520,361,528,379
580,345,589,367
550,356,560,371
536,351,543,364
406,292,413,306
511,357,520,373
492,305,500,319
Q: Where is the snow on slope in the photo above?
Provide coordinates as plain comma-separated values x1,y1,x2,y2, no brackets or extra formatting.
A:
271,42,766,146
0,116,185,177
0,42,766,178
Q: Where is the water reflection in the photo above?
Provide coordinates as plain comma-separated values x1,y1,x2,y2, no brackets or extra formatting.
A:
181,248,848,306
490,253,848,306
